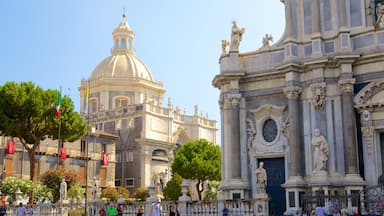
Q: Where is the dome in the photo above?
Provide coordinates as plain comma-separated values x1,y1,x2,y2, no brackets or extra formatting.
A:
90,16,155,82
90,54,155,81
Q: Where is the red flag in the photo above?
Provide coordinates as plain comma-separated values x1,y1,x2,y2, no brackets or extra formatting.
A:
60,147,67,160
7,140,15,155
102,153,108,166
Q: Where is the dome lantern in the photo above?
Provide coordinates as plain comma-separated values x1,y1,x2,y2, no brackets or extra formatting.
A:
111,13,135,56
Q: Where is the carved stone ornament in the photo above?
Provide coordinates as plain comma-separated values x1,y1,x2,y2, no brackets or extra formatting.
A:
361,126,374,158
246,118,256,149
281,118,289,138
338,78,355,93
283,86,302,99
354,79,384,106
226,93,242,107
310,82,327,111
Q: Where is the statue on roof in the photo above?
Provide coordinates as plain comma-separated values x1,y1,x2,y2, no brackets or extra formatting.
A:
229,21,245,52
262,34,273,48
221,40,229,56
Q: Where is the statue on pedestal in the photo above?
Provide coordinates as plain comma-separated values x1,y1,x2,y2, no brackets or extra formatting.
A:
91,177,99,200
255,162,267,193
60,179,67,201
230,21,245,52
312,129,329,172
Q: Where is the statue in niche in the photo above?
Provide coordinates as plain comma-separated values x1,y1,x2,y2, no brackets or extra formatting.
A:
262,34,273,48
312,129,329,172
311,83,326,111
221,40,229,56
375,3,384,28
246,118,256,149
230,21,245,51
60,179,67,201
255,162,267,192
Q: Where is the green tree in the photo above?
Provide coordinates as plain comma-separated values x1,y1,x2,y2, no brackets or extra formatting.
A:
40,167,80,202
0,176,53,202
0,81,87,182
171,139,221,200
67,184,85,201
203,181,220,201
162,173,183,201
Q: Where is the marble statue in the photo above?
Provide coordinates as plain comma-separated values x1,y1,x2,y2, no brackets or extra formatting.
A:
92,177,98,200
246,118,256,149
230,21,245,51
221,40,229,55
262,34,273,48
255,162,267,192
312,129,329,172
60,179,67,201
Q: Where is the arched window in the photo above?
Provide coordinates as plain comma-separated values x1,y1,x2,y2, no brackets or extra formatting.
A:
90,99,98,113
121,39,126,49
114,39,119,49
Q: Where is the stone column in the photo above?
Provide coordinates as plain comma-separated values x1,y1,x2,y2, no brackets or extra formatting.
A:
283,86,302,177
338,79,358,175
283,0,293,40
338,0,347,29
225,93,241,178
311,0,320,34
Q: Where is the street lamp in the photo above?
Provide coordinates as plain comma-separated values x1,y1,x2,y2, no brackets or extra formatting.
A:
85,126,96,216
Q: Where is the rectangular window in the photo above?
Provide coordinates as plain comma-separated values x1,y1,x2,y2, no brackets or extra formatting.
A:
115,179,121,187
102,144,107,153
125,178,134,187
289,192,295,207
115,152,121,163
81,140,86,153
125,151,134,162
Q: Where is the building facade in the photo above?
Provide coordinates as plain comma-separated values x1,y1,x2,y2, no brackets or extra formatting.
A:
213,0,384,215
0,131,117,193
78,16,218,196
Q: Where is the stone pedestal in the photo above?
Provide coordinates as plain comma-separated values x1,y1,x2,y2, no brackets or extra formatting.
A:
254,193,269,216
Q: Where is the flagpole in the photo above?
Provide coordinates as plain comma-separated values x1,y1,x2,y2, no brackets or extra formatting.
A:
85,80,90,216
57,86,62,168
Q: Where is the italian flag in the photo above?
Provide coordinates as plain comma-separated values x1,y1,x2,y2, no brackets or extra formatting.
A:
56,91,61,119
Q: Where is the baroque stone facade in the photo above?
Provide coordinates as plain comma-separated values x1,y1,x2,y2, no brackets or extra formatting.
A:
213,0,384,215
78,16,217,196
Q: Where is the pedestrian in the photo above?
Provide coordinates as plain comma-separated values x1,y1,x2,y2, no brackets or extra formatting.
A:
99,206,106,216
16,202,26,216
28,204,33,216
367,208,376,216
150,198,161,216
136,206,144,216
106,203,118,216
222,204,229,216
117,204,123,216
0,202,6,216
168,202,179,216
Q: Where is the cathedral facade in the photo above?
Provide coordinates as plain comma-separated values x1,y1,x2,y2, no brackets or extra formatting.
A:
78,16,217,195
213,0,384,215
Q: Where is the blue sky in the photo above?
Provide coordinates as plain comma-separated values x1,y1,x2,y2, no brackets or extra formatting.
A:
0,1,285,138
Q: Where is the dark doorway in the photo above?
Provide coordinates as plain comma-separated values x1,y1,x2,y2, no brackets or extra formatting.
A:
259,157,286,216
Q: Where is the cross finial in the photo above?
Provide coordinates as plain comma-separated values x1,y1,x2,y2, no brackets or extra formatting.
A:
122,8,126,19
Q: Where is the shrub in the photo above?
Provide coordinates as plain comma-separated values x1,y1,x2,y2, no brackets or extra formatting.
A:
101,187,119,201
133,187,149,201
40,167,80,202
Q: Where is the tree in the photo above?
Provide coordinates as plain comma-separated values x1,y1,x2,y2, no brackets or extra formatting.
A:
162,173,183,201
0,81,87,182
171,139,221,200
0,176,53,202
40,167,80,202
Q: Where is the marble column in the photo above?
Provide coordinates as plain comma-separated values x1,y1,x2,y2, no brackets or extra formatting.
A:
284,0,293,40
338,0,347,29
311,0,320,34
284,86,302,177
225,93,241,178
338,78,358,175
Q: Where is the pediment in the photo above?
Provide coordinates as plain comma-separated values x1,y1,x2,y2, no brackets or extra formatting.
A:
355,79,384,108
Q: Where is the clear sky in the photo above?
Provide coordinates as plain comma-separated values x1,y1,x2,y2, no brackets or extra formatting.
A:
0,1,285,141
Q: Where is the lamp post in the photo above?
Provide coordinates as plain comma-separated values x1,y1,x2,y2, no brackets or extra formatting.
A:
85,126,95,216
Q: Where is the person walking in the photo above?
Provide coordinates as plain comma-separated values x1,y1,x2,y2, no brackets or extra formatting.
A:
0,202,6,216
27,204,33,216
16,202,26,216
